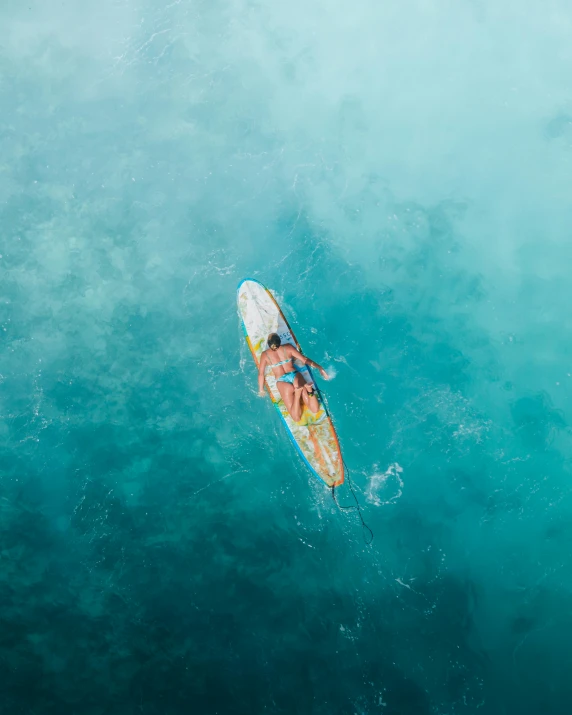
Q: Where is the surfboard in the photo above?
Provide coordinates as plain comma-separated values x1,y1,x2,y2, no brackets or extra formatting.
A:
237,278,344,488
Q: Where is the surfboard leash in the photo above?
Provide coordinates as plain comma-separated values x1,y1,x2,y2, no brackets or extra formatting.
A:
315,384,374,545
331,477,373,545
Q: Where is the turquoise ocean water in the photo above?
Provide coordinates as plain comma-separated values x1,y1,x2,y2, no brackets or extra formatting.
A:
2,1,572,712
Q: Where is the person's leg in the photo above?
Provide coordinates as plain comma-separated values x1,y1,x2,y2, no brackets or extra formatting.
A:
301,382,320,414
276,380,295,412
289,374,312,421
278,374,304,421
290,385,304,421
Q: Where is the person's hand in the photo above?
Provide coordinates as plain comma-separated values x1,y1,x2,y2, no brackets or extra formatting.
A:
320,368,329,380
258,390,266,397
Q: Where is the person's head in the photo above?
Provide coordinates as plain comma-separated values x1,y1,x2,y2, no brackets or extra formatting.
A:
267,333,281,351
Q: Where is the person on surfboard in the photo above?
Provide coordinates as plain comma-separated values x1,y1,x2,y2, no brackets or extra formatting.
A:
258,333,329,422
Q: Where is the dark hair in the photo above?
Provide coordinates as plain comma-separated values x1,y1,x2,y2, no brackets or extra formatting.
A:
267,333,281,349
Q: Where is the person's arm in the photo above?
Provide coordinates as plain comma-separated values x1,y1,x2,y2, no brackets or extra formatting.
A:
258,352,268,395
287,345,329,380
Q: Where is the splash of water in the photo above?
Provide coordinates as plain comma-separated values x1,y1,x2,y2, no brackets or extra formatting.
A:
366,463,404,507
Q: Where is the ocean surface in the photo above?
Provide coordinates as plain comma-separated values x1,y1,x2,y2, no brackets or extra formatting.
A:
2,1,572,713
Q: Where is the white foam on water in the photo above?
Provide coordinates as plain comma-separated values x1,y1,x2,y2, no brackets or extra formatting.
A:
366,463,404,507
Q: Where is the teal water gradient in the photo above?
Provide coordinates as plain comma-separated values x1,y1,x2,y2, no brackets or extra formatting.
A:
2,1,572,713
